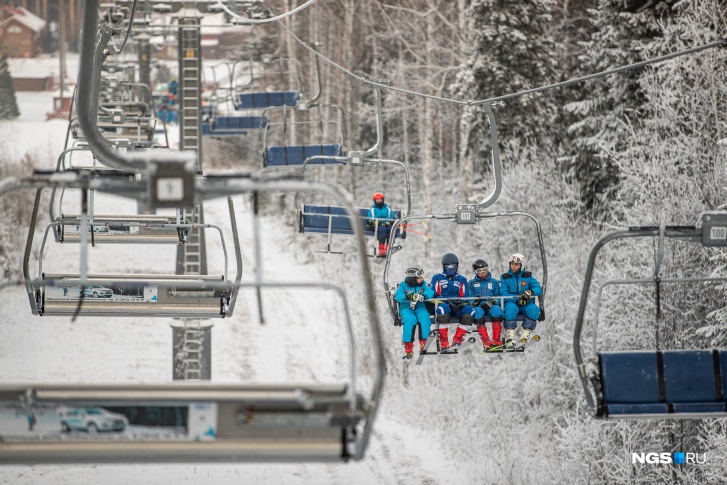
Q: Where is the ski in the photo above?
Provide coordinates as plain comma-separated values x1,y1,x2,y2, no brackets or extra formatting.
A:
483,335,540,354
415,331,438,365
448,336,478,353
512,335,541,351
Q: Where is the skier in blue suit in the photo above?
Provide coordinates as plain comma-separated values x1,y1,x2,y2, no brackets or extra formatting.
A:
368,192,397,257
395,267,435,359
500,253,542,348
468,259,505,351
430,253,474,349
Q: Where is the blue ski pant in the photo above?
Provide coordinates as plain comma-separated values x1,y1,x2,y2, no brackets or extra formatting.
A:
503,301,540,330
436,302,474,318
400,305,431,343
473,304,504,320
376,223,392,242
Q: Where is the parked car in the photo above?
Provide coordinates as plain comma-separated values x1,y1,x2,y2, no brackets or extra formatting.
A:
83,285,113,298
59,407,128,433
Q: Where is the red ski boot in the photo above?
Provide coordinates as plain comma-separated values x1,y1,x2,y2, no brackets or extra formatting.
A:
477,324,492,350
491,321,503,347
403,341,414,360
452,326,468,346
438,328,450,350
377,243,387,257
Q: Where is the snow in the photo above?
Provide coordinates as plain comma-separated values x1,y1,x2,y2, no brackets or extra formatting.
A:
0,87,466,484
9,53,79,81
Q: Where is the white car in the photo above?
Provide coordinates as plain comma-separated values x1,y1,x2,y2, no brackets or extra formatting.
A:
59,407,128,433
83,285,113,298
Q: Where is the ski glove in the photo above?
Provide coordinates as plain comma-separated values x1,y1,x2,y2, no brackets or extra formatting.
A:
449,301,464,312
482,299,498,311
406,293,424,302
518,289,533,305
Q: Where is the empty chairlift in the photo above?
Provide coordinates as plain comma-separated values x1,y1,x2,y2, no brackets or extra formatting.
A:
574,213,727,419
24,187,242,319
261,103,346,167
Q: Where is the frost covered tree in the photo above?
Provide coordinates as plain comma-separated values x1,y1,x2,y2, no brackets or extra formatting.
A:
0,50,20,120
454,0,559,146
564,0,678,214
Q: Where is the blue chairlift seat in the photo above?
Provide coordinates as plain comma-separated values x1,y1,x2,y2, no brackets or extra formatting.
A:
202,116,267,137
299,205,405,239
265,144,342,167
237,91,299,109
599,350,727,417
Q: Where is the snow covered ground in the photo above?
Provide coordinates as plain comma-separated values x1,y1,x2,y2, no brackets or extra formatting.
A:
0,75,467,484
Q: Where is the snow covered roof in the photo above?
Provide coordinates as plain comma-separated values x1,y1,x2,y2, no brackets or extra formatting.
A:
3,6,46,33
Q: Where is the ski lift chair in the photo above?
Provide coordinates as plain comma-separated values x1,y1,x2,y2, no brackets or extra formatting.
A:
24,184,242,318
383,211,547,363
297,205,406,255
234,56,303,110
202,114,267,137
260,103,346,167
574,214,727,419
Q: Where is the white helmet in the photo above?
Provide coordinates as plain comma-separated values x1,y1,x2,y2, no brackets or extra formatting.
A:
509,253,525,265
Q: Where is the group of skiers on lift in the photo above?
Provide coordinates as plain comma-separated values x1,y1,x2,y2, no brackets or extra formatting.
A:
365,191,543,359
394,252,543,360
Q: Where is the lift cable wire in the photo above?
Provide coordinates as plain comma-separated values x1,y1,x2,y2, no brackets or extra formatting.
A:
214,0,318,25
118,0,138,53
280,18,726,105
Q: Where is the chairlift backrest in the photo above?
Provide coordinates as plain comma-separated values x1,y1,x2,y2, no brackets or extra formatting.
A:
298,205,406,239
574,215,727,419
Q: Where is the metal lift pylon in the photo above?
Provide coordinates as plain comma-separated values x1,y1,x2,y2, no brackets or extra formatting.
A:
173,12,210,381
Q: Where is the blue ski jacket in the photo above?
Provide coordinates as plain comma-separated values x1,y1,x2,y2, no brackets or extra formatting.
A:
430,272,469,300
500,267,542,304
395,280,435,311
368,203,396,225
468,272,501,301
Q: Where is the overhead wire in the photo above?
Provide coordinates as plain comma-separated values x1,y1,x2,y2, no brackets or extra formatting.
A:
278,18,726,105
214,0,318,25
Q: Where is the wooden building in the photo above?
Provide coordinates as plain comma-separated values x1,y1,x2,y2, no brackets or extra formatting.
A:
0,6,46,58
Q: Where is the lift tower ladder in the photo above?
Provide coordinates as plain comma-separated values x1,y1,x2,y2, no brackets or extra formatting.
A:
178,16,202,163
175,15,209,381
174,206,210,381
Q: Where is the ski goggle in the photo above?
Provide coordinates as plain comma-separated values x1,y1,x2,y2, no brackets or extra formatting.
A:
444,264,457,270
475,266,488,274
405,267,424,278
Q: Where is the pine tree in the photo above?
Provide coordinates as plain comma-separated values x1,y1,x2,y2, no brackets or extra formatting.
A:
564,0,677,213
453,0,560,146
0,49,20,120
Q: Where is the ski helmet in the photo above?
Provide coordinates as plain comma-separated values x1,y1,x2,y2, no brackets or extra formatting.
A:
441,253,459,276
472,259,489,273
405,267,424,286
373,192,385,202
509,253,525,265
